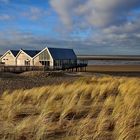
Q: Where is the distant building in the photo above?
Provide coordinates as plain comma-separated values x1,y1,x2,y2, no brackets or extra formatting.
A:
0,47,77,68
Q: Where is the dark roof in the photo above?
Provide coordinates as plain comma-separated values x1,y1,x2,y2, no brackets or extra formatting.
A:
48,48,77,60
10,50,20,57
22,50,41,57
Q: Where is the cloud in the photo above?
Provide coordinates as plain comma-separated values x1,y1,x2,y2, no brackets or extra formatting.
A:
0,28,140,55
50,0,140,28
0,0,9,3
49,0,140,54
21,7,49,20
0,14,11,20
0,0,140,55
89,19,140,48
0,29,109,55
50,0,74,26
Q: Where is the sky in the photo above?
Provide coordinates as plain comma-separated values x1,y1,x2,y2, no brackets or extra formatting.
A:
0,0,140,55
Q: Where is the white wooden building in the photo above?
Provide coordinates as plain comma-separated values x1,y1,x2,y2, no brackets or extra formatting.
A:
0,47,77,68
0,50,19,66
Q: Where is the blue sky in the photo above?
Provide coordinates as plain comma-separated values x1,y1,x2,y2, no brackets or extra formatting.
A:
0,0,140,55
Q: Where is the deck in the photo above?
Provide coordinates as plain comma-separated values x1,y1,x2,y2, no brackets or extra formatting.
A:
0,64,87,73
54,63,87,71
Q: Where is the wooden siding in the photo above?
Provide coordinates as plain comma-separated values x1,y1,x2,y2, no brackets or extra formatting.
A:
39,49,50,61
16,52,33,66
33,48,54,67
1,52,15,66
33,55,42,66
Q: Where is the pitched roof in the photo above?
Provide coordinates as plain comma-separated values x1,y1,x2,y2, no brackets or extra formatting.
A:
48,48,77,60
10,50,19,57
22,50,41,58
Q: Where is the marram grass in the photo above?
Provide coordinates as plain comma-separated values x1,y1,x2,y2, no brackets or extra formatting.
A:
0,76,139,140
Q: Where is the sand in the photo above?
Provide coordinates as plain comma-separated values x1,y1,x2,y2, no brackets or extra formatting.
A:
87,65,140,72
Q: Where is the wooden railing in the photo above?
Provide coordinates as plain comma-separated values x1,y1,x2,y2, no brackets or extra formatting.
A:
0,66,44,73
52,63,87,70
0,63,88,73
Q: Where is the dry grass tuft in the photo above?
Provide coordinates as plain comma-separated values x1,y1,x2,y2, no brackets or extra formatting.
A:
0,76,140,140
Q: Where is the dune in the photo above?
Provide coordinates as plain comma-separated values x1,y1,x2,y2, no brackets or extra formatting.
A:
0,76,139,140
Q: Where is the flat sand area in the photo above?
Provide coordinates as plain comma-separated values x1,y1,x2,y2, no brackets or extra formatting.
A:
87,65,140,72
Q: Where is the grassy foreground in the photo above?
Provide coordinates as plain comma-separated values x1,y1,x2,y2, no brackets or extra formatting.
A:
0,76,139,140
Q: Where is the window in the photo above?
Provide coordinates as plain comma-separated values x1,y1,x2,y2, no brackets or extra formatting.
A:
54,60,61,66
39,61,50,66
39,49,50,61
25,60,30,66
